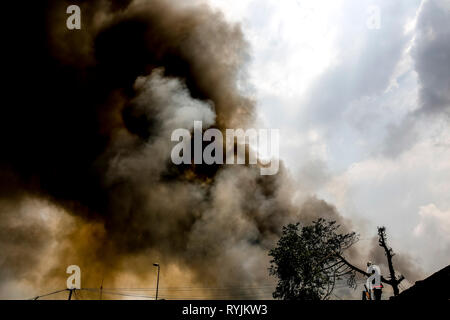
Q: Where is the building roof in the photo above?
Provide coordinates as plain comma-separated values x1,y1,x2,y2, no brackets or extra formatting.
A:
392,265,450,300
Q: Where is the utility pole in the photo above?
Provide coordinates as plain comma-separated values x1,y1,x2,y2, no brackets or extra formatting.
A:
153,263,160,300
100,277,104,300
68,289,74,300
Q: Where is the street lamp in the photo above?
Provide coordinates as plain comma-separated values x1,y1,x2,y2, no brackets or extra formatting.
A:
153,263,160,300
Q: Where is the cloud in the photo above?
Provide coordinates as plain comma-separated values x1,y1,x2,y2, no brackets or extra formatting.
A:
300,0,420,128
413,0,450,115
414,204,450,240
322,120,450,274
383,0,450,157
412,203,450,271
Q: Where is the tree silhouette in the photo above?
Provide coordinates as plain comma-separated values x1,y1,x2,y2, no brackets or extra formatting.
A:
269,219,359,300
377,226,404,296
269,220,406,300
337,226,405,296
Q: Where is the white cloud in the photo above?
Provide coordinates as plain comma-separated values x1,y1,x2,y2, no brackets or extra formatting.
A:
209,0,340,103
414,204,450,239
320,122,450,271
412,203,450,271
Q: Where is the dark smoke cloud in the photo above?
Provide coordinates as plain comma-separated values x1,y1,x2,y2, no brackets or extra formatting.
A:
1,0,356,299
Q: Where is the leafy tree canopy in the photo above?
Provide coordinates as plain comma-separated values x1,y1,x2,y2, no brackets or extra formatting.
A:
269,218,358,300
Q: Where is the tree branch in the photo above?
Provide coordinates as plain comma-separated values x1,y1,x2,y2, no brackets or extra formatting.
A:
336,254,394,286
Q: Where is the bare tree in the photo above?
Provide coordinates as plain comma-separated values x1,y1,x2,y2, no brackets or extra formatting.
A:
377,226,404,296
336,226,405,296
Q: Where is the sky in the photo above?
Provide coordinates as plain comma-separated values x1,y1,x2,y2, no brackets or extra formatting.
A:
207,0,450,275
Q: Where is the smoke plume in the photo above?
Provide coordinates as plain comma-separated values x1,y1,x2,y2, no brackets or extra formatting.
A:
0,0,400,299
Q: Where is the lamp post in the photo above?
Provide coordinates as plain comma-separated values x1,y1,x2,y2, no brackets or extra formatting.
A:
153,263,160,300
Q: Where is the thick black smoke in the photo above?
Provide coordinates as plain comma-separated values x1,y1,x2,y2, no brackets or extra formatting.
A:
1,0,359,299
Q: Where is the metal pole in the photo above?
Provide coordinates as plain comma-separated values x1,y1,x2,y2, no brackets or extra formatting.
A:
153,263,160,300
68,289,74,300
100,277,104,301
156,265,160,300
